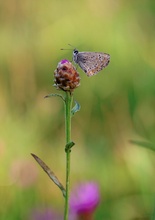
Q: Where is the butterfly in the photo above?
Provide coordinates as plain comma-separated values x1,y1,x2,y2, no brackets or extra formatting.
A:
72,49,110,77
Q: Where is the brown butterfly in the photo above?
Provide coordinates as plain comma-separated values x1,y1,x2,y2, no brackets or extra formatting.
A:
73,49,110,77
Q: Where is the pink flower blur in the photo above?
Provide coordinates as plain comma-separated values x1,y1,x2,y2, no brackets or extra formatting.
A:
69,182,100,215
10,159,38,187
30,208,63,220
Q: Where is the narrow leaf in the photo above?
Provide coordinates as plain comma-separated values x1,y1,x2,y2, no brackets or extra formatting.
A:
44,93,65,101
65,141,75,152
71,100,81,116
31,153,66,198
130,140,155,151
151,209,155,220
151,199,155,220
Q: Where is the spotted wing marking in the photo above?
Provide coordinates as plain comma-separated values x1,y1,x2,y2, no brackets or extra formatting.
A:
76,52,110,77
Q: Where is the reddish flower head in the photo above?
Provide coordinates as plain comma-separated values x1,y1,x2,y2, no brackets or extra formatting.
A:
53,59,80,93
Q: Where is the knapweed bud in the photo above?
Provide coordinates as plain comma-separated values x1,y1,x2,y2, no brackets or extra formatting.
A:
54,60,80,93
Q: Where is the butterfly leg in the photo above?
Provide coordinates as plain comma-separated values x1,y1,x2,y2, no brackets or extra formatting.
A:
70,60,78,70
75,63,79,70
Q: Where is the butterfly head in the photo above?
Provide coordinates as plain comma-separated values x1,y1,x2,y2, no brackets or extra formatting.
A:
73,49,78,55
73,49,79,63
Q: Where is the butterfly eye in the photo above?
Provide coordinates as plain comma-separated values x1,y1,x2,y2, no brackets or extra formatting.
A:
73,50,78,54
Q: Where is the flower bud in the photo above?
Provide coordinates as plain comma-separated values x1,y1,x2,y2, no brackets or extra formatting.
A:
53,60,80,93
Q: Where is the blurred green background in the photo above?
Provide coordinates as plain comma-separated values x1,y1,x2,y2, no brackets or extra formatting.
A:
1,0,155,219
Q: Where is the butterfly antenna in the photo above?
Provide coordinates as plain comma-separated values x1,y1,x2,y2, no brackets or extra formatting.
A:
61,44,77,50
68,44,76,48
60,48,72,51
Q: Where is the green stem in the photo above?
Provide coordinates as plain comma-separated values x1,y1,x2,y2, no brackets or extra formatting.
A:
64,91,73,220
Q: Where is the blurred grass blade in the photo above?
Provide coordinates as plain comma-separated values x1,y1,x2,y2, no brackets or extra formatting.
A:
151,198,155,220
151,209,155,220
44,93,65,101
71,100,80,116
130,140,155,151
31,153,66,198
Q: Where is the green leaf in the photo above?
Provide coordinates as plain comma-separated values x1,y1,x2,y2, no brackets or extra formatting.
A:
130,140,155,151
44,93,65,101
71,100,81,116
31,153,66,198
65,141,75,152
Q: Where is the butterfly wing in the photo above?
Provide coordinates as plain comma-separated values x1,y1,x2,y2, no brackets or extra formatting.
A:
76,52,110,77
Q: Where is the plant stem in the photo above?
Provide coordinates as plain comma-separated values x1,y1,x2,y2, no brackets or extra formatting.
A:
64,91,73,220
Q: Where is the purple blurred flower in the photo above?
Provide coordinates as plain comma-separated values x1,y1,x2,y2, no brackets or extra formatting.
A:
30,208,62,220
69,182,100,219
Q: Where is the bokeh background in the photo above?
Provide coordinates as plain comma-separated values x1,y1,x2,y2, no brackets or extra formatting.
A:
1,0,155,219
